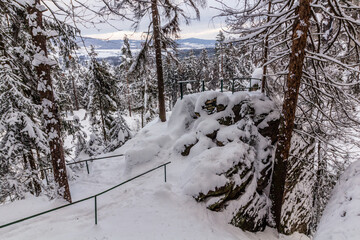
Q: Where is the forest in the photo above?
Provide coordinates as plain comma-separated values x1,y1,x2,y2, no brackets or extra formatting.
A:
0,0,360,239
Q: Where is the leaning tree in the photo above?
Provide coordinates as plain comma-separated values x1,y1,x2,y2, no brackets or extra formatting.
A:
218,0,360,234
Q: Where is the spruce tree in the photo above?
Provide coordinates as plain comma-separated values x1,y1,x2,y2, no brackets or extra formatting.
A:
85,47,119,143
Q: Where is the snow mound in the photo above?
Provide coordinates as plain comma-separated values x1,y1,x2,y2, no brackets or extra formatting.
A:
125,142,161,172
315,160,360,240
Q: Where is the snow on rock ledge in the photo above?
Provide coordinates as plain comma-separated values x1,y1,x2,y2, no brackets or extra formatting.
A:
170,91,280,232
315,160,360,240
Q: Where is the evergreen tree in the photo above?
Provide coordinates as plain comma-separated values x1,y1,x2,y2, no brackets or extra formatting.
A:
163,53,180,108
28,0,72,202
117,36,134,116
219,0,360,234
182,50,199,91
198,49,211,89
0,56,47,201
85,47,119,143
100,0,206,122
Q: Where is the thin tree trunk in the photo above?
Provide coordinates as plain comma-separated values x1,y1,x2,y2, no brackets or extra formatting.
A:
28,0,71,202
261,1,271,93
269,0,312,232
126,74,132,117
28,150,41,196
99,94,107,143
151,0,166,122
22,154,33,193
71,75,80,110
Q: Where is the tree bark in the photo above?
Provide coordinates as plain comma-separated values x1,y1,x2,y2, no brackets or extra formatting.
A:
28,0,71,202
99,96,107,142
151,0,166,122
269,0,311,232
126,74,132,117
28,150,41,196
261,1,272,93
71,75,80,111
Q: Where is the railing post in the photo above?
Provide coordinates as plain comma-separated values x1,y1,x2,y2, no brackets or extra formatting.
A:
180,82,183,100
164,164,167,182
85,160,90,174
94,196,97,225
221,79,223,92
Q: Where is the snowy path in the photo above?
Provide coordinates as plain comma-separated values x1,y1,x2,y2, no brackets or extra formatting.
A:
0,156,305,240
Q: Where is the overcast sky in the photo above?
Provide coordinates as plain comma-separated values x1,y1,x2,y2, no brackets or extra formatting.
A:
77,0,232,40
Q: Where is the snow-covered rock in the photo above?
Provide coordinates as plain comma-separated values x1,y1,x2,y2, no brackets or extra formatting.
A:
171,91,280,231
315,160,360,240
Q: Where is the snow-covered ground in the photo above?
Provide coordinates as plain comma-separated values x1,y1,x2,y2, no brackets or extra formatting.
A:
315,160,360,240
0,92,310,240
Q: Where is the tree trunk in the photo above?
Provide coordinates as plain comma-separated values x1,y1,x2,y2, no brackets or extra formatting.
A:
28,150,41,196
151,0,166,122
71,75,80,111
261,1,272,93
28,0,71,202
126,74,132,117
99,99,107,143
269,0,311,232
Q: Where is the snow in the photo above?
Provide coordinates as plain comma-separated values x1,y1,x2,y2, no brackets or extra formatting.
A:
251,68,263,79
195,119,220,135
0,93,308,240
182,141,253,196
248,68,262,89
125,142,161,173
315,160,360,240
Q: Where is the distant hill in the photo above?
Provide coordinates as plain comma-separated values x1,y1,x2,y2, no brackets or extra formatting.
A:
77,37,216,65
77,37,216,50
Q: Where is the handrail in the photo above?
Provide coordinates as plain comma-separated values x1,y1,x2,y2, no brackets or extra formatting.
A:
178,77,263,99
0,161,171,229
40,154,125,179
42,154,125,171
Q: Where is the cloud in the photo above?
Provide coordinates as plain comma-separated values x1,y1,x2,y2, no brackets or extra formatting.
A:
81,0,232,40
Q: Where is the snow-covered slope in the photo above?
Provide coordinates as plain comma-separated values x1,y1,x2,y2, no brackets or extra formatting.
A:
0,92,309,240
315,160,360,240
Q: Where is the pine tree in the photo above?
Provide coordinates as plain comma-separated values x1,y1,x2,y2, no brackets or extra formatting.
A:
27,0,72,202
100,0,206,122
182,50,199,91
0,56,47,200
163,53,180,108
218,0,360,234
269,0,312,231
198,49,211,89
117,36,133,116
85,47,119,143
107,113,131,152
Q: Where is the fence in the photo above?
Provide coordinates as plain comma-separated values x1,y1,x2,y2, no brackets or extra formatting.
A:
40,154,125,184
178,77,262,99
0,161,171,229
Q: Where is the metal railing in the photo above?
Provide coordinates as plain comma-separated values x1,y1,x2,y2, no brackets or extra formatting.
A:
231,77,261,93
178,80,197,99
178,77,262,99
40,154,125,184
0,161,171,229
